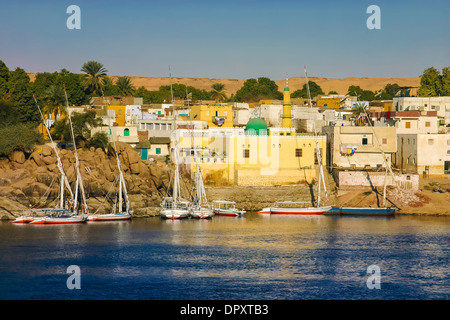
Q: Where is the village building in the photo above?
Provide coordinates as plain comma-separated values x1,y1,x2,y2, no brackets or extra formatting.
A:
395,133,450,177
322,125,397,170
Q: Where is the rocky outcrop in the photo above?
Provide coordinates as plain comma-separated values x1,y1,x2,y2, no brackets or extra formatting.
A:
0,142,176,219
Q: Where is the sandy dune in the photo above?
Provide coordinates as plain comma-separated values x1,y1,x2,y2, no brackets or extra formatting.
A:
28,73,420,95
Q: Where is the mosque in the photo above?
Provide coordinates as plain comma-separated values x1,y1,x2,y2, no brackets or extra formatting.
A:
176,77,326,186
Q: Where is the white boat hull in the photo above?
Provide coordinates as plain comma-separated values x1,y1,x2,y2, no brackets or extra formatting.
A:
191,208,214,219
11,216,36,224
213,209,245,216
160,209,190,220
257,206,332,215
28,215,86,224
87,213,132,221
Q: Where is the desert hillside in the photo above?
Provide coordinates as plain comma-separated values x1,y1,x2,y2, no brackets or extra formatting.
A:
28,73,420,96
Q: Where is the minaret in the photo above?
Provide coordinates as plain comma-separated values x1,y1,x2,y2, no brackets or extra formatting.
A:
281,74,292,128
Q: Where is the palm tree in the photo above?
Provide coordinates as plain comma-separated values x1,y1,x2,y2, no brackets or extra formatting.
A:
210,83,227,102
43,85,66,120
80,61,108,95
116,76,135,96
351,102,370,126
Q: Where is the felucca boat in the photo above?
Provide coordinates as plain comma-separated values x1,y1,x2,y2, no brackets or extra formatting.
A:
190,157,213,219
160,146,191,220
21,95,86,224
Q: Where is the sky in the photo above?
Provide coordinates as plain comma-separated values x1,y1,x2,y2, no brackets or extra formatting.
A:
0,0,449,80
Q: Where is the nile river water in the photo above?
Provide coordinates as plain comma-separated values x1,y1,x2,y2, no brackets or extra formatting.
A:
0,214,448,300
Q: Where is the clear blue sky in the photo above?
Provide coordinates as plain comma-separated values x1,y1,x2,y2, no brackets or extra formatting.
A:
0,0,448,79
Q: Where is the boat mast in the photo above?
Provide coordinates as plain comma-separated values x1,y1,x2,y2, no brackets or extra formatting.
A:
101,89,131,214
304,66,327,207
33,96,74,207
173,145,180,205
64,86,88,214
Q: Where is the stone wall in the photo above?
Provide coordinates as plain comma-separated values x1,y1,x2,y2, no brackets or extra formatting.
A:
335,170,419,190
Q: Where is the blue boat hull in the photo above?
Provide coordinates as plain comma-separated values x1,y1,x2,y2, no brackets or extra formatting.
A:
327,207,395,216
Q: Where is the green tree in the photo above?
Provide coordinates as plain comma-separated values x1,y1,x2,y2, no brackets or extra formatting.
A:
0,60,10,98
347,85,363,97
0,122,43,157
116,76,135,96
57,70,88,106
90,131,109,150
210,83,227,102
7,67,40,124
440,67,450,96
81,61,108,95
42,85,66,118
417,67,442,96
52,110,102,145
234,77,282,102
292,81,324,98
103,76,121,96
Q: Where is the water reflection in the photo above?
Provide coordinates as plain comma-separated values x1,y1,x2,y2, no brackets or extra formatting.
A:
1,214,449,300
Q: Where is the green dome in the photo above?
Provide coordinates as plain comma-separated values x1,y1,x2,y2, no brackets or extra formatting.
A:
245,118,268,135
284,86,290,91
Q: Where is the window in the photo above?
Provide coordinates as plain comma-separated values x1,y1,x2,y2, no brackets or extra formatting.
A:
215,111,219,116
224,111,227,116
447,140,450,146
314,149,323,165
362,138,368,145
156,148,161,155
405,122,411,128
243,149,250,158
382,138,387,144
425,121,431,127
295,149,303,157
124,128,130,137
206,111,210,116
428,139,434,146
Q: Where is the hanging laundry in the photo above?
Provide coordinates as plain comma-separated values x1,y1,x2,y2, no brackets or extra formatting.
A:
341,145,357,155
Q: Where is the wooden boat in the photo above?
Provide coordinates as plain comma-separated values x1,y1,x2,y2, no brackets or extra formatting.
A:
87,143,133,222
18,96,86,225
212,200,245,216
160,146,191,220
11,215,36,224
29,210,86,224
325,206,395,216
190,157,214,219
257,202,332,215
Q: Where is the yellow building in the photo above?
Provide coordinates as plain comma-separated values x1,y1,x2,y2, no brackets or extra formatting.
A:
189,104,233,128
176,125,326,186
38,110,65,140
108,105,126,127
317,97,341,109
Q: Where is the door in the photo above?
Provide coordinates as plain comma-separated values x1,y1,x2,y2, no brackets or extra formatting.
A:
141,148,148,160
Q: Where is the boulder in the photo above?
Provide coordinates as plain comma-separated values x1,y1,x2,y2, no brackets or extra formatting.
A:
41,145,53,157
8,151,26,164
30,151,45,167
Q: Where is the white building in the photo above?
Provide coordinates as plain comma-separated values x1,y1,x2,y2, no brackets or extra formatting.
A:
393,97,450,123
395,133,450,176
